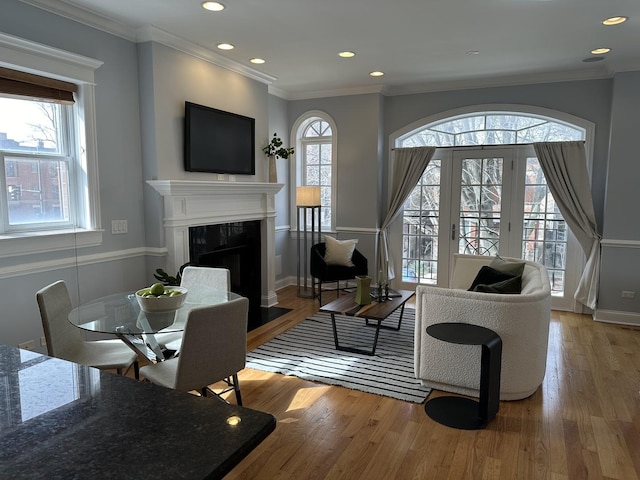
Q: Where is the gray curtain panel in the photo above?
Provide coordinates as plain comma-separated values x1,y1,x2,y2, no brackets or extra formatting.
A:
533,141,600,309
377,146,436,282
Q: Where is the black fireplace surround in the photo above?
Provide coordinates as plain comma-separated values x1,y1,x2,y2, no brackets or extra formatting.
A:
189,221,262,328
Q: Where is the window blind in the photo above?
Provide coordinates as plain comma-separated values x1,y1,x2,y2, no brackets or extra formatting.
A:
0,67,77,104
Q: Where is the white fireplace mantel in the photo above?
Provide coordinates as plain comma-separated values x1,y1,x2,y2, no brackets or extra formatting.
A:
147,180,284,197
147,180,284,307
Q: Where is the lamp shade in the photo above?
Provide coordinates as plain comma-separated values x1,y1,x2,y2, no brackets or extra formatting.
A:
296,186,321,206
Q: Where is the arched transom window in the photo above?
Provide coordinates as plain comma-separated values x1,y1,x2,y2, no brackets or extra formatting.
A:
400,113,583,147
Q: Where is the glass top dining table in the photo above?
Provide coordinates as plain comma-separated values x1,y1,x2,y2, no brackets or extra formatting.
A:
68,287,242,361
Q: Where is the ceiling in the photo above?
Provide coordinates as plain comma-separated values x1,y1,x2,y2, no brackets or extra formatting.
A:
22,0,640,99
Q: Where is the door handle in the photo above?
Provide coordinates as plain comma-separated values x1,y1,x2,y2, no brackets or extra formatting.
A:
451,224,456,240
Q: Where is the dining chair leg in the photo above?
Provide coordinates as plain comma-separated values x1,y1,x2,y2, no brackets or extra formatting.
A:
232,373,243,406
133,361,140,380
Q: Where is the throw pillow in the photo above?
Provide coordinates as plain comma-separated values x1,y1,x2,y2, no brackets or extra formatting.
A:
489,255,526,277
468,265,517,291
324,236,358,267
473,275,522,294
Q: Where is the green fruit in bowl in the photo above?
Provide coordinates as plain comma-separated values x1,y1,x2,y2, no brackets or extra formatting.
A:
135,285,188,312
149,282,165,296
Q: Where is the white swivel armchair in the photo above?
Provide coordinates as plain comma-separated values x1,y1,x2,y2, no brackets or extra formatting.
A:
140,296,249,405
36,280,139,378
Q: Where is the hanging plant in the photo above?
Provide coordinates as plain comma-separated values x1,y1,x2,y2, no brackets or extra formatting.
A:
262,133,294,159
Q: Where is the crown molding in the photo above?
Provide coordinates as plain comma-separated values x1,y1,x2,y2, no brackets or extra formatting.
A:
136,26,276,85
268,67,616,101
20,0,138,41
20,0,640,101
0,30,103,83
384,68,612,96
267,85,289,100
276,84,388,101
20,0,275,86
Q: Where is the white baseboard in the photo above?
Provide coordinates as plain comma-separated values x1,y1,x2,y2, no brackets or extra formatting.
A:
594,309,640,327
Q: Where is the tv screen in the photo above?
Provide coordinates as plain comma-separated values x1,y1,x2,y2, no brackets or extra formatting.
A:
184,101,255,175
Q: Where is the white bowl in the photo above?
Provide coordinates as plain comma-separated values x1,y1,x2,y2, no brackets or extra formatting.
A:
135,286,188,313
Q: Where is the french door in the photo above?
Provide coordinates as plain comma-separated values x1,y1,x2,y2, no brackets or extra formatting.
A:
396,145,580,311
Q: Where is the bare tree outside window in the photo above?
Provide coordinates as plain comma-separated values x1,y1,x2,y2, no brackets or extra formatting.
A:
399,111,583,294
1,97,70,226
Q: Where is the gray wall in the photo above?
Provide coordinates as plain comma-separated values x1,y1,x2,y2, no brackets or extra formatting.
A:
0,1,149,352
0,0,638,355
288,78,639,318
266,94,292,282
0,2,273,351
136,41,269,256
287,93,382,269
598,70,640,314
384,80,613,228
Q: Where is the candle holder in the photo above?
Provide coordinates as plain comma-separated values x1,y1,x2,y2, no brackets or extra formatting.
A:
377,284,385,302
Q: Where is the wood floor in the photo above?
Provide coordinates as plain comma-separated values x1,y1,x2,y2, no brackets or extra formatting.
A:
225,286,640,480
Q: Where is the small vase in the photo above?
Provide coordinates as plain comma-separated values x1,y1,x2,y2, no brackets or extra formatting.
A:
268,155,277,183
355,275,371,305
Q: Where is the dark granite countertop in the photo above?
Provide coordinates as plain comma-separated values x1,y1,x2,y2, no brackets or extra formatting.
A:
0,345,275,479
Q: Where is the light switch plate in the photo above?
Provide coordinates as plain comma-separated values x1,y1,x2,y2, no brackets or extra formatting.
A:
111,220,128,234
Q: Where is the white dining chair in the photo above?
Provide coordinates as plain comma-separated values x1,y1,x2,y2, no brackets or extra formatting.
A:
180,266,231,291
156,266,231,353
140,296,249,405
36,280,139,378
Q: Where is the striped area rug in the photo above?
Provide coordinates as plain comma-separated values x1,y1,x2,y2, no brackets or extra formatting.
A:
245,309,432,403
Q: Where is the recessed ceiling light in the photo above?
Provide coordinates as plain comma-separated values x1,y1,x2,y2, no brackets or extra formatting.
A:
202,2,225,11
217,43,234,50
591,47,611,55
250,58,265,64
369,71,384,77
338,51,356,58
602,16,628,26
466,50,480,55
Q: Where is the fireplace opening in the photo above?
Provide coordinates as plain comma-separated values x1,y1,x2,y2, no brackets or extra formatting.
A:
188,221,266,330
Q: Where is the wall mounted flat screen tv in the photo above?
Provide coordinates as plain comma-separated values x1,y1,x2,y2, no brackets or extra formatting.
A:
184,101,255,175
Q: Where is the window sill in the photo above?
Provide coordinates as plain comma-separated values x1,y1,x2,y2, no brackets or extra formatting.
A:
0,229,103,258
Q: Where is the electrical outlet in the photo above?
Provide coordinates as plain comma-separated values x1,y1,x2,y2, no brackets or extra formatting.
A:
228,175,236,182
18,340,35,350
40,336,47,347
621,291,636,299
111,220,128,234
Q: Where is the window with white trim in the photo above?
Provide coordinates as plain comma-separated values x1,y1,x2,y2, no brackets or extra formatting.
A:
0,33,103,255
297,117,334,229
1,96,75,231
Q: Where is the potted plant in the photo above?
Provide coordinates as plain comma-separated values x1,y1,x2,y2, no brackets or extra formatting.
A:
153,262,191,286
262,133,294,182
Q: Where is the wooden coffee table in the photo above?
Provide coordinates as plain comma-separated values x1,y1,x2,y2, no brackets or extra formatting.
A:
319,289,414,355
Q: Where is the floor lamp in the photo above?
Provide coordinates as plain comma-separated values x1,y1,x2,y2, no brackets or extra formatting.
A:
297,186,321,298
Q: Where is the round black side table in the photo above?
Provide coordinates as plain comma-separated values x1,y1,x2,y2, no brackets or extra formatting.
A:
424,322,502,430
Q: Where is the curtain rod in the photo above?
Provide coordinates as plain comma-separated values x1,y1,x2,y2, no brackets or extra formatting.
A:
391,140,585,150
